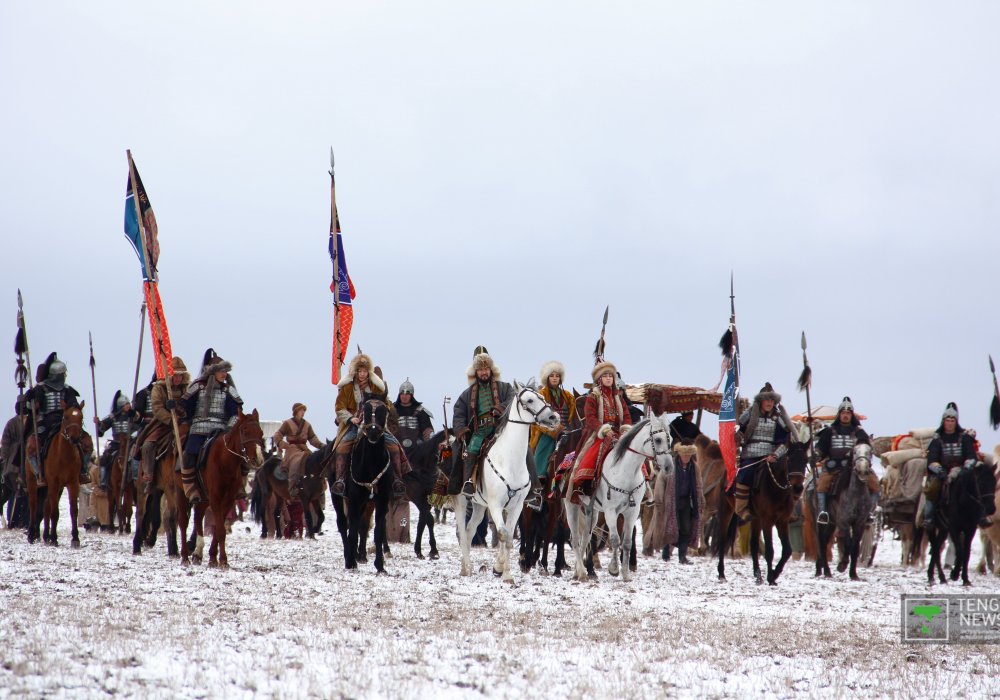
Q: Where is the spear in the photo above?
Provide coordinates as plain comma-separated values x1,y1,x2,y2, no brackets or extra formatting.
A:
441,396,453,462
16,291,42,486
989,355,1000,430
593,305,609,364
88,332,101,459
797,331,817,477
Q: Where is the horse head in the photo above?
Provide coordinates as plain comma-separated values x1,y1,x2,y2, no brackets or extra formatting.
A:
511,381,560,431
852,443,873,479
61,402,85,443
360,399,389,444
235,408,265,466
784,423,810,497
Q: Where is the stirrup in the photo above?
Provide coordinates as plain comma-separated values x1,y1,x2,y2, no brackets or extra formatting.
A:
462,480,475,496
391,480,405,497
525,492,542,512
332,480,345,497
817,511,830,525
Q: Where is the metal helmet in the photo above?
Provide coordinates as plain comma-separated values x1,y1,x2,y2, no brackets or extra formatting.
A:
48,360,67,377
115,391,130,411
399,378,415,395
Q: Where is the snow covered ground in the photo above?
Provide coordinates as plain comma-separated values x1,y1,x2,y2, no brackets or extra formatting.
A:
1,501,998,699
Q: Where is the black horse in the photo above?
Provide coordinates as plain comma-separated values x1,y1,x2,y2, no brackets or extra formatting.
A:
403,430,450,560
333,399,393,573
916,461,997,586
519,428,578,576
814,444,877,580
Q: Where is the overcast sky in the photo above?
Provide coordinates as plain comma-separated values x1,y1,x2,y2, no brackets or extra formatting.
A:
2,2,999,447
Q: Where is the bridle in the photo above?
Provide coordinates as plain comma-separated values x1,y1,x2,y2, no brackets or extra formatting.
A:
60,409,83,443
506,387,557,427
604,421,670,507
223,417,262,465
350,402,392,498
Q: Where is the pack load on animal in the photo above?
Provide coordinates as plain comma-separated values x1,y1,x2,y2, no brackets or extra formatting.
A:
875,428,935,525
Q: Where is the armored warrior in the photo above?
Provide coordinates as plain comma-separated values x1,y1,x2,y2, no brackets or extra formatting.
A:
529,361,578,482
272,403,323,497
95,390,135,491
451,347,543,509
813,396,876,524
923,401,977,527
178,352,243,503
393,379,434,455
23,353,92,485
732,382,793,522
134,356,190,493
331,353,406,497
570,360,632,504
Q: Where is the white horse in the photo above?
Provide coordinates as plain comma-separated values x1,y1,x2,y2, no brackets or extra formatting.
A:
565,416,672,582
455,382,561,582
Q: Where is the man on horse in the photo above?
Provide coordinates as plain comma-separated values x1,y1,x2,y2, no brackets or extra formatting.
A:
95,390,135,492
133,356,189,494
669,411,703,445
394,379,434,455
814,396,877,524
923,401,977,528
273,403,323,497
732,382,793,523
23,353,91,486
570,360,633,505
451,346,543,509
178,353,243,504
331,353,406,498
529,361,577,485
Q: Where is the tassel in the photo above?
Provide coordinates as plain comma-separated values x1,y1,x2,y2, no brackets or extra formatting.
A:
990,395,1000,430
719,329,733,357
797,365,812,392
593,337,605,363
14,327,26,355
201,347,216,372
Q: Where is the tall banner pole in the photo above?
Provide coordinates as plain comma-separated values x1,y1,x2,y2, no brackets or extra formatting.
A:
330,148,342,384
16,291,42,485
798,331,817,480
88,332,101,460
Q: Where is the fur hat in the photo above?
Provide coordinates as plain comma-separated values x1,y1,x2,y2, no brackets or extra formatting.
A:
942,401,959,421
674,444,698,458
467,348,501,385
338,353,386,392
170,356,187,373
754,382,781,404
591,361,617,382
292,402,307,415
539,361,565,385
838,396,854,414
203,355,232,377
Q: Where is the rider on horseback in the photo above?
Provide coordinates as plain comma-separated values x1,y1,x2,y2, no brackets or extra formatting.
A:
394,379,433,454
530,361,577,490
814,396,876,524
923,401,977,528
23,353,92,486
273,403,323,497
451,347,544,509
332,353,407,498
134,356,190,494
95,390,135,492
177,352,243,504
570,360,632,505
732,382,793,523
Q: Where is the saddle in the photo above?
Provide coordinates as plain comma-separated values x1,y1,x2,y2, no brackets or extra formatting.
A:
177,430,223,473
829,463,852,499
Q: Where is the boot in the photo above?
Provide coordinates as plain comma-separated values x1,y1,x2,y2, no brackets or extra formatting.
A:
29,454,46,487
332,452,347,496
524,451,542,511
678,540,692,564
181,452,204,504
816,492,830,525
389,449,406,497
733,483,752,524
462,454,476,496
99,463,110,491
141,443,156,495
288,476,300,499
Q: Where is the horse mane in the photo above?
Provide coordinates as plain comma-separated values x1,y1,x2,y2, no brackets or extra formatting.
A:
612,419,650,462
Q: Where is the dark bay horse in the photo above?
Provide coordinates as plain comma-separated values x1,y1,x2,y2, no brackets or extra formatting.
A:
716,440,808,584
403,429,451,560
27,403,86,547
253,441,334,539
134,444,181,557
914,460,997,586
519,427,579,576
333,399,392,573
106,448,135,534
176,410,263,567
815,444,877,580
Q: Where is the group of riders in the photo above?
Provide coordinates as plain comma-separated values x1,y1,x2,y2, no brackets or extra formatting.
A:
0,343,982,536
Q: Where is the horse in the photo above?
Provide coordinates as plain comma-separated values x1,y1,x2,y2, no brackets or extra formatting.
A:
814,444,877,580
26,403,86,547
519,427,580,575
716,436,808,584
333,398,394,573
134,444,181,557
105,447,135,534
915,459,997,586
175,410,263,567
694,434,726,556
565,416,672,583
404,430,452,560
254,441,334,539
456,382,561,582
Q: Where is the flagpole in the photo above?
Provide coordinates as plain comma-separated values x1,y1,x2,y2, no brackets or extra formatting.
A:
329,147,342,384
17,291,43,488
88,332,101,460
799,331,817,480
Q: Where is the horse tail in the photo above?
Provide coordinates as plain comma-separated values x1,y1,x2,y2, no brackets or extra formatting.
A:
249,473,265,525
909,523,925,565
711,486,739,558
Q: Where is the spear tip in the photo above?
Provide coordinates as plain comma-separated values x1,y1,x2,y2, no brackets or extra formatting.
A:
801,331,807,350
602,305,609,325
991,354,996,374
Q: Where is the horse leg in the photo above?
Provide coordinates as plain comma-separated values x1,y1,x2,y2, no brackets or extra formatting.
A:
67,481,80,548
761,525,775,584
961,527,976,586
749,524,762,584
208,505,222,568
165,497,179,558
484,499,510,578
426,505,439,560
770,523,792,585
849,524,863,581
345,505,359,570
455,495,472,576
621,515,638,582
373,498,388,574
177,497,191,565
27,483,38,543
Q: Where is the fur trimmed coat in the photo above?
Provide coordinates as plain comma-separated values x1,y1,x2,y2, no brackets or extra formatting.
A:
647,455,705,551
529,386,578,450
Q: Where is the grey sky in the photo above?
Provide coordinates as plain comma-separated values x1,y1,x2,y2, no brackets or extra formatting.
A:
2,2,998,447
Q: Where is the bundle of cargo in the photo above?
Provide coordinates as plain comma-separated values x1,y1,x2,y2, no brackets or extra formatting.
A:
625,383,749,417
878,428,935,525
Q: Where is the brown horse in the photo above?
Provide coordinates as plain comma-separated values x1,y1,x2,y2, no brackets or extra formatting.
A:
176,410,263,568
694,434,726,555
26,403,86,547
253,441,334,539
716,440,808,584
106,449,135,534
133,446,181,556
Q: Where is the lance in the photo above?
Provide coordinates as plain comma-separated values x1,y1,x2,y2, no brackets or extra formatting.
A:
330,148,343,383
594,305,609,364
88,332,101,459
797,331,817,478
119,302,146,510
16,291,42,486
990,355,1000,430
441,396,453,462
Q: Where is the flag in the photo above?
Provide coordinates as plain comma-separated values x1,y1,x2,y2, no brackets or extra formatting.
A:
125,151,173,380
719,344,739,487
329,156,356,383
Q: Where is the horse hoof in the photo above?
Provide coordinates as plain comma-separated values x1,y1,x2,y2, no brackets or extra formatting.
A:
181,558,190,567
850,574,861,582
209,560,219,568
376,569,389,577
608,568,620,578
415,553,425,560
837,561,848,574
429,552,439,561
71,540,80,549
963,580,972,587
